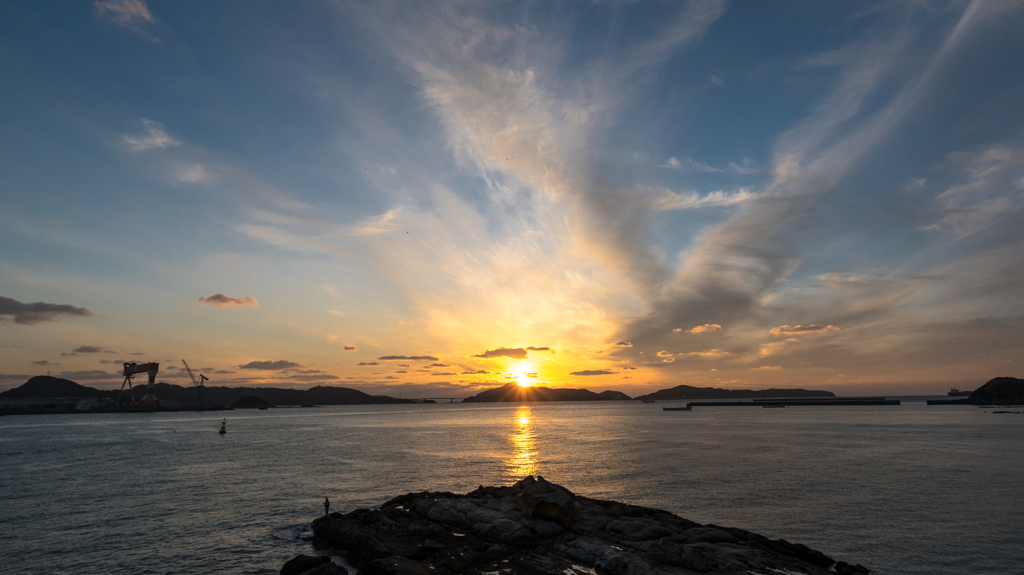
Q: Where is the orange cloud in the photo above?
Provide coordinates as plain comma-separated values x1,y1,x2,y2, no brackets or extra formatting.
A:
685,324,722,334
769,324,838,336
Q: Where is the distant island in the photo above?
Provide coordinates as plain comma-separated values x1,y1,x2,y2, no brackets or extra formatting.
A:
636,384,836,402
461,382,631,402
0,375,414,413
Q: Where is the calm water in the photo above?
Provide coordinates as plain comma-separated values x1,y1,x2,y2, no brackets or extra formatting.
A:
1,400,1022,574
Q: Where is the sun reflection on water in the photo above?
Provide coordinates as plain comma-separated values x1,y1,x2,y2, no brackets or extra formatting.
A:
504,405,538,479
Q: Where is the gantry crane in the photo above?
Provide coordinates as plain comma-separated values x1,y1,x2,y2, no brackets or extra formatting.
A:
121,362,160,407
182,360,209,408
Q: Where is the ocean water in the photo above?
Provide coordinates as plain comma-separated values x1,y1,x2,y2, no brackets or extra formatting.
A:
1,400,1021,574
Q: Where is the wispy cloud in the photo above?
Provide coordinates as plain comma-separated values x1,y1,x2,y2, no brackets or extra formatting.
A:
124,119,179,152
660,156,722,173
570,369,615,376
924,144,1024,239
769,325,839,336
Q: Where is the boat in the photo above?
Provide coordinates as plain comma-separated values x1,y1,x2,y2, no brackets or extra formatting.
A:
762,404,786,408
641,397,656,404
219,419,226,434
947,388,972,397
663,405,691,411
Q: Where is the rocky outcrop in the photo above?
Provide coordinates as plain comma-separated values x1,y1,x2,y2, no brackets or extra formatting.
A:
968,377,1024,404
291,476,868,575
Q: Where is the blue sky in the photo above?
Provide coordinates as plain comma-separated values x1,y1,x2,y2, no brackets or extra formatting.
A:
1,0,1022,395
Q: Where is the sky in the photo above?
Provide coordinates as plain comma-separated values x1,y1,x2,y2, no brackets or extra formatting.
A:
1,0,1023,397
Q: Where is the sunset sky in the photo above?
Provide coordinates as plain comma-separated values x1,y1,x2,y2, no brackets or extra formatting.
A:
2,0,1023,396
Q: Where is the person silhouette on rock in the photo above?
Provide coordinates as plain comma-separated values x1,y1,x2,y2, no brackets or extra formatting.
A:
324,497,330,516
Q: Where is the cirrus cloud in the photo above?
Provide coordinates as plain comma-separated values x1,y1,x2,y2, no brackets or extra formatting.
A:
378,355,440,361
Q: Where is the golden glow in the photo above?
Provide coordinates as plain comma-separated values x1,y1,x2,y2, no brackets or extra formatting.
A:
514,364,536,387
504,405,538,479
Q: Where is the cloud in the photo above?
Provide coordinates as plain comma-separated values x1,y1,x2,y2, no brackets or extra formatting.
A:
616,2,990,366
32,360,57,366
214,370,234,374
660,156,722,173
570,369,615,376
924,145,1024,239
729,158,759,175
472,347,528,359
753,366,782,370
648,187,756,211
124,119,178,151
397,364,410,367
623,366,637,370
525,346,552,352
656,350,674,357
615,341,633,347
58,370,119,381
196,293,258,307
461,370,489,374
395,370,407,374
685,324,722,334
0,296,93,325
238,360,301,370
429,363,451,367
357,362,381,366
378,355,440,361
769,325,840,336
678,349,732,358
73,346,106,353
527,373,539,378
94,0,154,27
343,346,356,351
431,372,456,376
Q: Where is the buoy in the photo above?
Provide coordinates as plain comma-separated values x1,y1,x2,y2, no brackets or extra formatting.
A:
219,419,226,434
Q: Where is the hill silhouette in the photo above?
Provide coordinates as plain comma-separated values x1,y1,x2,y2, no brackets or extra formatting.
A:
968,377,1024,404
0,377,412,406
462,382,631,402
637,384,835,401
0,376,117,399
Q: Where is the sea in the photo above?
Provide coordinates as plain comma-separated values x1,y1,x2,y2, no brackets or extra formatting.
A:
1,398,1021,575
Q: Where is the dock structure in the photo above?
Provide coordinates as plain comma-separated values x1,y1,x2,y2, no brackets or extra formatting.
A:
687,398,901,407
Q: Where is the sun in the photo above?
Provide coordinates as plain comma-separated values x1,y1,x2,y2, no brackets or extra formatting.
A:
514,365,536,387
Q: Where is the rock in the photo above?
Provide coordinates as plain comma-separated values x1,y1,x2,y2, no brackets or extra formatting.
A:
299,477,869,575
280,554,329,575
515,475,579,525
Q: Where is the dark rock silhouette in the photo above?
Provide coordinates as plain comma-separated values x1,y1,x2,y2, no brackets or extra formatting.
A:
231,395,274,409
637,384,835,402
0,376,116,399
280,554,346,575
462,382,631,402
968,377,1024,404
0,377,414,407
296,476,868,575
